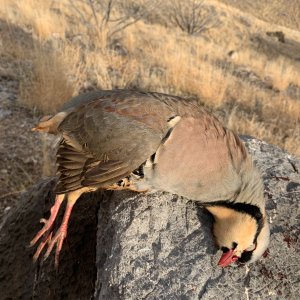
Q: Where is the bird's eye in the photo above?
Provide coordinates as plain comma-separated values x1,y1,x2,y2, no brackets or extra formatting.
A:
245,243,256,252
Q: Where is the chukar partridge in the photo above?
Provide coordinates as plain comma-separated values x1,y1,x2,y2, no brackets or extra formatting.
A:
30,90,269,267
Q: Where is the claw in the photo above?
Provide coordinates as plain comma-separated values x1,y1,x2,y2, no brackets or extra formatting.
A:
43,225,67,269
33,232,53,263
44,226,66,259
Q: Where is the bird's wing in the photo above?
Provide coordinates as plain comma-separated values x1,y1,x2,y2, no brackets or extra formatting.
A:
55,91,184,192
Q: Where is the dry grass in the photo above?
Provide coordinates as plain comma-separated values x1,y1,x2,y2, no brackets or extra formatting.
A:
219,0,300,31
225,86,300,155
0,0,299,156
232,49,300,90
0,0,67,40
20,43,85,113
263,57,300,91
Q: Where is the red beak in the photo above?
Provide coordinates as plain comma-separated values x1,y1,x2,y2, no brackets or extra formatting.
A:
218,249,239,267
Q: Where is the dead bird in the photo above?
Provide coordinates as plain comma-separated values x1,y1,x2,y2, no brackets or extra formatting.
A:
30,90,269,268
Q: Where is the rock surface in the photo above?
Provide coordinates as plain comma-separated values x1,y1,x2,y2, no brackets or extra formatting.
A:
0,179,100,299
0,136,299,299
95,136,300,299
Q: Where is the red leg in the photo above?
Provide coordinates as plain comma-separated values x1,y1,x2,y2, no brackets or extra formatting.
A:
32,232,53,262
44,195,78,267
30,194,65,247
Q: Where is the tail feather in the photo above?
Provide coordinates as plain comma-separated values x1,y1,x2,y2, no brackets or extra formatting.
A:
32,112,67,134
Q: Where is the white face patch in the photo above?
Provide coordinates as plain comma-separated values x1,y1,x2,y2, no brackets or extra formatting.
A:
247,220,270,263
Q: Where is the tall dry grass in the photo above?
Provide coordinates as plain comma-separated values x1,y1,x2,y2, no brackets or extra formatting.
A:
219,0,300,31
0,0,299,156
19,43,85,113
0,0,67,40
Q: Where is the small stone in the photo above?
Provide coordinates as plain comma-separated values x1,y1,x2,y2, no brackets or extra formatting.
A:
286,181,300,192
4,206,11,214
0,109,11,120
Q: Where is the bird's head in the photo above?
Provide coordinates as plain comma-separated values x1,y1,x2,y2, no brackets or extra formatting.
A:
206,203,270,267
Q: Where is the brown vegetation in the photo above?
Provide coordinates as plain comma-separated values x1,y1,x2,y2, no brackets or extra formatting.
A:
220,0,300,31
0,0,299,159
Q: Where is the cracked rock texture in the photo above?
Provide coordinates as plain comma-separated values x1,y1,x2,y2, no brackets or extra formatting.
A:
95,136,300,299
0,136,299,299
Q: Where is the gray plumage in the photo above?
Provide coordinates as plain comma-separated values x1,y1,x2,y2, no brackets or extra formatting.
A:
30,90,269,267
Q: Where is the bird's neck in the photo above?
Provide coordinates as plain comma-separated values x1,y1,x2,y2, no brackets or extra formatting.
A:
205,161,266,223
234,162,266,215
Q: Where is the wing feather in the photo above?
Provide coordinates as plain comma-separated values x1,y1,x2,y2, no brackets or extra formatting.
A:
53,90,204,194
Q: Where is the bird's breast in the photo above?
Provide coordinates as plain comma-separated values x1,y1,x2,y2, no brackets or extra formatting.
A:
142,117,242,201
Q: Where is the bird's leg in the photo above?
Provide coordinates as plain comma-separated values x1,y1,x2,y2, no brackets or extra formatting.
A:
43,190,81,267
30,194,65,248
32,232,53,262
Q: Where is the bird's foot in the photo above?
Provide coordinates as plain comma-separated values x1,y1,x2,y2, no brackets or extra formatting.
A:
44,223,68,268
30,194,65,248
32,231,53,263
30,191,80,267
32,217,68,268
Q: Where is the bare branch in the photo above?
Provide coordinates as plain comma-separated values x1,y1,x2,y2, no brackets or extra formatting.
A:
167,0,220,35
88,0,99,26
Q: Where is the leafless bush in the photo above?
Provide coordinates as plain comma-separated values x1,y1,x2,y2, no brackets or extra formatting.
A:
68,0,160,47
167,0,220,34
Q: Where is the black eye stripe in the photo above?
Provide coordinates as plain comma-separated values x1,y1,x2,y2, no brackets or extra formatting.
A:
203,201,263,223
221,247,229,253
238,250,254,263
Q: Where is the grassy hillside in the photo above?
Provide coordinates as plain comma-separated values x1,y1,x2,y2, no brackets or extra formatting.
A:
0,0,299,156
219,0,300,31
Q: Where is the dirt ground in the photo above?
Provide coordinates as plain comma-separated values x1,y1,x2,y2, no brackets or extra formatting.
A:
0,77,43,221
